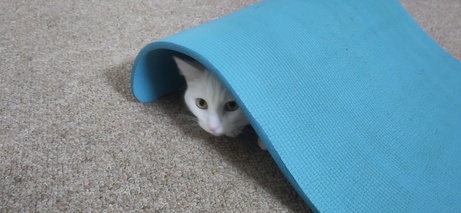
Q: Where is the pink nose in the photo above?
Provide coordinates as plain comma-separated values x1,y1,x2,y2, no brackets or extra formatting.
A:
209,125,222,134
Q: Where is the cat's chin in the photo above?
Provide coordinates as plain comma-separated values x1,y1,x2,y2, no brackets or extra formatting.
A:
224,130,241,138
210,132,225,137
206,130,239,137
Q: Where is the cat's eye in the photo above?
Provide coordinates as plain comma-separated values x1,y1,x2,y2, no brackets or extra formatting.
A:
196,98,208,109
224,101,238,111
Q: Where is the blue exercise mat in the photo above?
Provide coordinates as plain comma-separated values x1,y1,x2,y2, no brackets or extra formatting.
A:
131,0,461,212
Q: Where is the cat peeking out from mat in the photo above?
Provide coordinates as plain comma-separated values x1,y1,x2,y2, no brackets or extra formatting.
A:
173,56,266,150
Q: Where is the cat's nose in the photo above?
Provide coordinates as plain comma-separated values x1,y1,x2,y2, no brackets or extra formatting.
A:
209,126,222,134
208,117,223,134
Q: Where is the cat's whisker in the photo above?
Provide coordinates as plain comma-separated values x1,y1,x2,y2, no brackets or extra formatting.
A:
184,122,199,127
239,128,254,134
176,113,198,121
239,127,259,137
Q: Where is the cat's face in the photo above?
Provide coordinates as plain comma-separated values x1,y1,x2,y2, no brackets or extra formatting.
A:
173,57,249,137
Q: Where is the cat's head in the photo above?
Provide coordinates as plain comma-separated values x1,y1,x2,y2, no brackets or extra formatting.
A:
173,56,249,137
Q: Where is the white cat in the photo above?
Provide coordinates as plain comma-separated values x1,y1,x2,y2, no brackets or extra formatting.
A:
173,56,266,150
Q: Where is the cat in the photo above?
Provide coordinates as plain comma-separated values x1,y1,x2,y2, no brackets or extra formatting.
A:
173,56,266,150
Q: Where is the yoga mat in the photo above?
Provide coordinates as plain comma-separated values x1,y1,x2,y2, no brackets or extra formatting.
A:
131,0,461,212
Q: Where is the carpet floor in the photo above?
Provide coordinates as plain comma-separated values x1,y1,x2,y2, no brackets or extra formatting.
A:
1,0,459,212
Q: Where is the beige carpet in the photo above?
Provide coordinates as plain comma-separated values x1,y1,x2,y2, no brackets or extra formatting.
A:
1,0,459,212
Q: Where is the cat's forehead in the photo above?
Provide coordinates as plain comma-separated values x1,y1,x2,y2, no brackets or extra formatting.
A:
197,86,233,103
189,72,233,101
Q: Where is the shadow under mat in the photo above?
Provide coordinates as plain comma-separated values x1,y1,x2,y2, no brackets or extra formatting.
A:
105,61,311,212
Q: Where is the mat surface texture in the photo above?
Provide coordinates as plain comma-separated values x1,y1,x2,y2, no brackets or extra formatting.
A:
132,0,461,212
1,0,460,212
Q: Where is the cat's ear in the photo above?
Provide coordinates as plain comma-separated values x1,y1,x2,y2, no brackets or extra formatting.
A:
173,56,203,83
